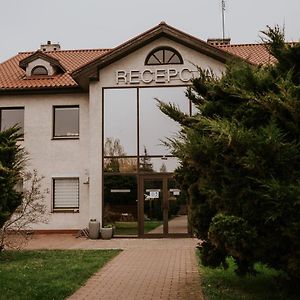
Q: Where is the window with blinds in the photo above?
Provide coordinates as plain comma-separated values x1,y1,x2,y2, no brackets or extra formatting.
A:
53,178,79,210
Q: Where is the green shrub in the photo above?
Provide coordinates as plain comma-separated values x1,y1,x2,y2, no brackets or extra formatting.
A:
159,26,300,280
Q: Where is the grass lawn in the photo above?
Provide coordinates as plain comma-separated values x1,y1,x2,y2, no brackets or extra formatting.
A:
114,220,162,235
199,254,300,300
0,249,120,300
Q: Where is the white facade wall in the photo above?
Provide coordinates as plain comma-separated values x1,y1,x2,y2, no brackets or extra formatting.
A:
0,93,90,230
0,37,226,231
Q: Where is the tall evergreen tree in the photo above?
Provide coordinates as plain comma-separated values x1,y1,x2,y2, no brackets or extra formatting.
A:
158,26,300,279
0,126,26,231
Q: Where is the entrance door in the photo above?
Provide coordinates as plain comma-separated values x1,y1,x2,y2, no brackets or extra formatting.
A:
139,175,189,237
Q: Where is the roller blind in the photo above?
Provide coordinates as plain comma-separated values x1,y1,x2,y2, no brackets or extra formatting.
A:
54,178,79,209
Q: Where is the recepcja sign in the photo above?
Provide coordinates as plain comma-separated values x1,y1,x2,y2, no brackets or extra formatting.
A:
116,68,195,85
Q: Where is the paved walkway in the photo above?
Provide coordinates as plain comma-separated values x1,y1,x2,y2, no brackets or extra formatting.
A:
24,235,203,300
149,215,188,234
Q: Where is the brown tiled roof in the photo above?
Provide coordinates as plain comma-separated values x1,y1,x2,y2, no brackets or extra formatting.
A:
0,49,111,91
0,40,279,92
218,43,276,65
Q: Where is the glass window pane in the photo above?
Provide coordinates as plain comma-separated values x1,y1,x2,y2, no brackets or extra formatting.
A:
154,50,164,63
32,66,48,75
143,179,164,234
104,175,138,236
104,89,137,156
168,178,188,234
54,106,79,137
139,157,180,173
104,158,137,173
147,55,160,65
1,108,24,134
139,87,189,155
168,55,181,64
165,50,174,63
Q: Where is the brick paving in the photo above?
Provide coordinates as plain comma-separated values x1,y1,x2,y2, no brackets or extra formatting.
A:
24,236,203,300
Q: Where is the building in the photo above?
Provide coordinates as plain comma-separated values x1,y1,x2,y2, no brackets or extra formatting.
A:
0,22,274,237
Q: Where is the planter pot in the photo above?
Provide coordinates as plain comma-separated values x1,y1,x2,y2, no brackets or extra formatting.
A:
89,219,100,239
101,227,113,240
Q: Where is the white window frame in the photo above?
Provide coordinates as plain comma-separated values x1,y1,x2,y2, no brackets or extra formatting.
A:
0,107,25,136
52,177,79,212
53,105,80,139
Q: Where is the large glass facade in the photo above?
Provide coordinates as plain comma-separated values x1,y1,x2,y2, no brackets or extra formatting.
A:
104,89,137,156
139,87,189,156
103,86,190,236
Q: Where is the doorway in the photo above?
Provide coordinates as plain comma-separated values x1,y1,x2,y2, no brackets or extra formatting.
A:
139,174,190,237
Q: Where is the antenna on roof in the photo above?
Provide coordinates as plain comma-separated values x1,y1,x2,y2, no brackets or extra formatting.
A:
221,0,226,39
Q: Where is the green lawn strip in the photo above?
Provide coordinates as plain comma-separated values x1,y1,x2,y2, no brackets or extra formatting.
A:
114,220,163,235
198,253,300,300
0,249,120,300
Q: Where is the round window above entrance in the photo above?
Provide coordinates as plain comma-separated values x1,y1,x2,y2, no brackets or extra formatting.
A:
145,47,183,65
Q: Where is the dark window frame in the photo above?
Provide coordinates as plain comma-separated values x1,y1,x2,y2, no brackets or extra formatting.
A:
145,47,183,65
31,65,48,76
52,105,80,140
0,106,25,139
52,177,80,212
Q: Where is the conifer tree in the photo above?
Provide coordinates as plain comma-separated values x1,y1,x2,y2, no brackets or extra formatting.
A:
158,26,300,279
0,126,26,230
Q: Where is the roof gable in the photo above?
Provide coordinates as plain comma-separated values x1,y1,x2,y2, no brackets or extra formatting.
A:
72,22,238,86
0,49,110,93
19,50,66,72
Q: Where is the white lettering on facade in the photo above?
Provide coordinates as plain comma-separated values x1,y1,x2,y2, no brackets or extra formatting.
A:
155,69,166,83
116,68,194,85
129,70,140,84
179,68,192,82
116,70,127,84
141,69,153,84
167,68,178,82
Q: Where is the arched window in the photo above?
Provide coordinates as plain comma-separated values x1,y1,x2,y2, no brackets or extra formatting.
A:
145,47,183,65
31,66,48,76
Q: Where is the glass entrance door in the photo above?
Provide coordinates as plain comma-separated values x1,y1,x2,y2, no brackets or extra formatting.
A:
139,175,189,237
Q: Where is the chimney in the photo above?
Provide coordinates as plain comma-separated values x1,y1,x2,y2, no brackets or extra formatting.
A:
40,41,61,52
207,38,231,46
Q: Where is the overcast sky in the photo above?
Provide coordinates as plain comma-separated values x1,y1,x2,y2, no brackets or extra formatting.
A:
0,0,299,62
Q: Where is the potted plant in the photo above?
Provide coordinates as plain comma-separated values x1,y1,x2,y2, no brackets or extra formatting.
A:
101,224,114,239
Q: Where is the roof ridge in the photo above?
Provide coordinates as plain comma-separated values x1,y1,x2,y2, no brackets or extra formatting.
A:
18,48,112,55
219,43,264,47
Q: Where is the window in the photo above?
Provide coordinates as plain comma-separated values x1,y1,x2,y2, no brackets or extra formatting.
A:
0,107,24,134
53,178,79,210
145,47,183,65
31,66,48,76
53,106,79,138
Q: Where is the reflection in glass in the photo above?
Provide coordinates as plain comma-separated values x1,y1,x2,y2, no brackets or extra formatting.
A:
104,158,137,173
143,179,164,234
139,87,188,155
104,89,137,156
1,108,24,134
168,178,188,234
54,106,79,137
103,175,138,236
139,157,180,173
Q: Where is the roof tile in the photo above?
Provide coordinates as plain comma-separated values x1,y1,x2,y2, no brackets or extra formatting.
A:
0,49,110,91
0,43,278,91
218,43,276,65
